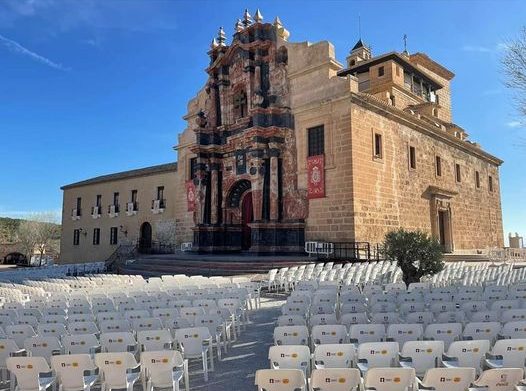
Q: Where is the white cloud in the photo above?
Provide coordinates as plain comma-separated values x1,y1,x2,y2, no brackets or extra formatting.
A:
0,33,70,71
507,121,523,128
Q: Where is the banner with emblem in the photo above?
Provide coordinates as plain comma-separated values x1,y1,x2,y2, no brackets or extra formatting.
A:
307,154,325,199
186,180,196,212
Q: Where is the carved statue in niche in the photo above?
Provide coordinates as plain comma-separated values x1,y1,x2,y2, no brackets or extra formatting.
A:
251,90,264,107
269,59,289,107
195,110,208,128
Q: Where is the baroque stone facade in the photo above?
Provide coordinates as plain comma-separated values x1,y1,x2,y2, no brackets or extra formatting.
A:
61,10,504,261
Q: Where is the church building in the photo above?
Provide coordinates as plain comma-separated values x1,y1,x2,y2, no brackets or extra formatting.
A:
60,10,504,262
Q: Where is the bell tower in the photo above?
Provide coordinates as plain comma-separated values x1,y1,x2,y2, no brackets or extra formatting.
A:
190,10,307,253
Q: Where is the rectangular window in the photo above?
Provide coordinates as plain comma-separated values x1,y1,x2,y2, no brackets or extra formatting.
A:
455,164,462,182
373,133,383,159
189,157,197,180
307,125,325,157
475,171,481,188
409,146,417,169
110,227,118,245
435,156,442,177
113,192,120,213
131,190,137,204
73,229,80,246
93,228,100,245
489,175,494,192
157,186,164,200
76,197,82,216
378,66,385,77
96,195,102,207
396,66,400,77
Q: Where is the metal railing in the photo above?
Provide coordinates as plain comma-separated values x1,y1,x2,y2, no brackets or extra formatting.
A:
305,241,381,261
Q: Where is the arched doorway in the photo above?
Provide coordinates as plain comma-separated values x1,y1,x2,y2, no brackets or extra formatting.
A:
241,192,253,250
139,222,152,253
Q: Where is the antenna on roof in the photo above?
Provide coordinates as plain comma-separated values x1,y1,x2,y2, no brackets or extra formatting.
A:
358,14,362,40
403,33,409,55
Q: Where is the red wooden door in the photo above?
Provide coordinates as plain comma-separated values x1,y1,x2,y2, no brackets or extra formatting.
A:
241,192,253,250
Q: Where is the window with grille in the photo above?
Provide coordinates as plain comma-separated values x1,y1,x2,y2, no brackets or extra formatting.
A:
489,176,494,192
189,157,197,180
455,164,462,182
475,171,481,188
308,125,325,157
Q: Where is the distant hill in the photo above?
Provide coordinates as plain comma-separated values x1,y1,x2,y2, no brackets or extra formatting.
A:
0,217,61,244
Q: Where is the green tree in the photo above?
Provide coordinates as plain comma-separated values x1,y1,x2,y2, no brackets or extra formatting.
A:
384,228,444,287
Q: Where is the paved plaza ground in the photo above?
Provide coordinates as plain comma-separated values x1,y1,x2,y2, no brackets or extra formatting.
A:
188,295,285,391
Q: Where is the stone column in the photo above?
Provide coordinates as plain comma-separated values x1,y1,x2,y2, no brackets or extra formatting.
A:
250,157,264,222
269,147,280,221
210,163,219,225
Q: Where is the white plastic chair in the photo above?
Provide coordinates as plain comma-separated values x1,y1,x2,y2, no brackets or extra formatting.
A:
357,342,399,372
363,367,416,391
137,330,173,351
311,325,347,348
100,332,137,353
94,352,140,391
442,339,490,374
254,369,306,391
387,323,423,345
277,316,307,327
140,350,188,391
6,356,55,391
274,326,309,346
312,344,355,369
424,323,462,348
268,345,310,376
420,367,476,391
349,324,385,344
472,368,524,391
62,333,100,355
485,338,526,368
51,354,98,391
310,368,361,391
24,336,62,363
173,327,214,381
399,340,444,377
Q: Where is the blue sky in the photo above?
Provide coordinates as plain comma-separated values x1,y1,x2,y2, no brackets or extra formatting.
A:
0,0,525,242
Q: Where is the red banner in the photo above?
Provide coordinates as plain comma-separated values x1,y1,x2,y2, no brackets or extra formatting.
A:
186,180,196,212
307,154,325,199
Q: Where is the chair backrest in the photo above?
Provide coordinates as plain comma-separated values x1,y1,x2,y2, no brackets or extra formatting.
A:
474,368,524,391
446,340,490,374
62,333,99,354
37,323,67,338
310,368,361,391
422,368,476,391
277,315,307,327
424,323,462,348
51,354,96,390
387,323,423,345
470,310,500,322
435,311,466,324
6,324,36,347
500,321,526,339
24,335,62,361
340,313,368,328
311,325,348,346
131,317,163,332
140,350,184,387
340,303,367,314
99,319,132,333
254,369,306,391
349,324,385,344
313,343,355,369
137,329,172,351
370,312,400,325
405,311,434,325
94,352,138,388
6,356,51,391
273,326,309,346
462,322,501,342
358,342,399,369
100,331,136,353
364,367,416,391
400,340,444,377
174,327,212,356
310,314,339,327
491,339,526,368
281,303,309,317
68,321,99,335
268,345,310,372
0,338,22,366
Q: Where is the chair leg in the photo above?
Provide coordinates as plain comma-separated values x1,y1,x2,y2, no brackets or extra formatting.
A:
184,360,189,391
209,345,215,372
202,352,209,382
